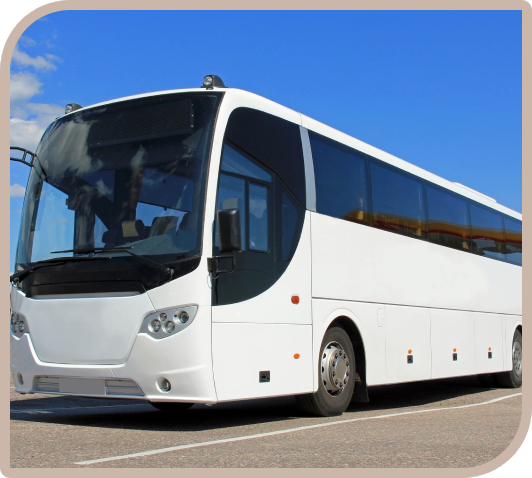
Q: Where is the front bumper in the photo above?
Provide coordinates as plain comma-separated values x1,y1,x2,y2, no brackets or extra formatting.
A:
10,305,218,404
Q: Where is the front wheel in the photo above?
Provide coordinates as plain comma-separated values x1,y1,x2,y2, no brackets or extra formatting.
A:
295,326,355,417
150,402,194,412
496,329,522,388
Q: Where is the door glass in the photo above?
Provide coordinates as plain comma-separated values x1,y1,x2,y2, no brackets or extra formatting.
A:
249,184,269,252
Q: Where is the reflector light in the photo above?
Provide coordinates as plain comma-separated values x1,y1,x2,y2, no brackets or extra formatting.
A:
408,349,412,354
291,295,300,304
294,353,300,359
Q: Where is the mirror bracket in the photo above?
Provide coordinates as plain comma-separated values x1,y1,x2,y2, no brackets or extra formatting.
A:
10,147,36,167
207,253,236,278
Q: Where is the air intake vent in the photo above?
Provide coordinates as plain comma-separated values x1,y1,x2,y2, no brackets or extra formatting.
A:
105,379,144,397
34,377,59,393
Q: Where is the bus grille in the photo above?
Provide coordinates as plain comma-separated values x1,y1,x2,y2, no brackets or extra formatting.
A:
33,377,144,397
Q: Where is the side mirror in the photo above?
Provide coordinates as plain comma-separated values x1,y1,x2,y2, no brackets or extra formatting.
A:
10,147,35,167
217,209,242,254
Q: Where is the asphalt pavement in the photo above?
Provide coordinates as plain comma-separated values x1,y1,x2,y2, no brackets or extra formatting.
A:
10,375,521,468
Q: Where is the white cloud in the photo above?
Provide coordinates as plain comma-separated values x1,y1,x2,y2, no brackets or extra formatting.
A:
10,118,45,151
10,183,26,198
10,71,42,103
12,45,60,71
19,36,37,48
10,41,64,151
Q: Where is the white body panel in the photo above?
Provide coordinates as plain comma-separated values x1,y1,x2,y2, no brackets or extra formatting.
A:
474,313,504,374
385,305,432,384
11,288,155,365
311,213,522,316
212,323,313,401
430,309,476,379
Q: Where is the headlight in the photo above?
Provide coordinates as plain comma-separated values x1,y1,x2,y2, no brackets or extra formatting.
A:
139,306,198,340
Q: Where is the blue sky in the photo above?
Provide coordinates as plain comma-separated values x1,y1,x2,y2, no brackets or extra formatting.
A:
9,10,522,271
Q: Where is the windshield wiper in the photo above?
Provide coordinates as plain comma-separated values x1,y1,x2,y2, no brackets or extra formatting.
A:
10,256,112,283
51,247,175,279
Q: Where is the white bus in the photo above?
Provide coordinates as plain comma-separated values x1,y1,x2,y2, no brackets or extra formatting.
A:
10,75,522,417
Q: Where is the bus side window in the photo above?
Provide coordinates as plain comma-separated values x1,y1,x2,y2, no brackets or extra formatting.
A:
503,217,522,266
470,204,506,261
370,162,427,239
426,185,471,251
309,131,370,226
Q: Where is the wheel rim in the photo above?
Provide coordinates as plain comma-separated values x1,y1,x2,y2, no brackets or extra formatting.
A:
321,341,351,397
512,341,522,377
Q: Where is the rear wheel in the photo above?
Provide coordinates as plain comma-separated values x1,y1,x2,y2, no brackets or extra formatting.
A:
150,402,194,412
496,329,522,388
295,326,355,417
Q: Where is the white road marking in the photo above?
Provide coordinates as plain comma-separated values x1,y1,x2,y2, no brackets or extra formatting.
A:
11,403,150,414
75,392,521,465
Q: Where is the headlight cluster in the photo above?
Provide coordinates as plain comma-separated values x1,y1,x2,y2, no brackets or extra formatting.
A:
140,306,198,340
10,310,28,338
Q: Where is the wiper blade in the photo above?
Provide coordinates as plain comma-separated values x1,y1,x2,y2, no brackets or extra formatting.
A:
52,247,174,279
10,256,111,283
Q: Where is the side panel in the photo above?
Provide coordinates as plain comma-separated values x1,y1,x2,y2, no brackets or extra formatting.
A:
311,213,522,316
385,305,432,384
475,313,504,374
212,323,313,400
430,309,476,379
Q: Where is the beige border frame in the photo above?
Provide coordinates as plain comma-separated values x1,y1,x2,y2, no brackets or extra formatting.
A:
0,0,532,477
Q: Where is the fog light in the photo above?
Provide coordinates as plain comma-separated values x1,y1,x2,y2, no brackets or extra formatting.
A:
18,321,25,333
176,311,189,324
160,378,171,392
165,321,175,333
17,372,23,386
151,319,161,332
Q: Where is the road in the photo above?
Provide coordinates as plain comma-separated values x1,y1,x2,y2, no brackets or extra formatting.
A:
10,375,521,468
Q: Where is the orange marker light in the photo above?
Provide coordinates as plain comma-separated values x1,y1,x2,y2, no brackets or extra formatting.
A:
408,349,412,354
453,348,457,352
294,354,300,359
489,347,492,351
291,295,300,305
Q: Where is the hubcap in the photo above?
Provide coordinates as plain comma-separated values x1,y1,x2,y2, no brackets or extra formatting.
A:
321,341,351,397
513,341,522,377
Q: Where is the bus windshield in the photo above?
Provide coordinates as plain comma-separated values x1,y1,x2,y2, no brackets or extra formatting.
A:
15,93,221,274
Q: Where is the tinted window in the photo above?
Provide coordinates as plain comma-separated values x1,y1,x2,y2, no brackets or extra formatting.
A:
221,143,272,182
504,216,522,266
310,132,370,225
249,184,269,252
370,162,427,238
470,204,505,261
224,108,305,204
426,185,471,251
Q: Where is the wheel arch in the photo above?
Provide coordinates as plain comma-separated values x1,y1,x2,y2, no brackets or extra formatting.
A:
320,309,369,402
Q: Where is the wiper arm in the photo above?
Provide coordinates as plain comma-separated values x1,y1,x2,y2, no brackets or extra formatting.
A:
10,256,111,283
52,247,174,279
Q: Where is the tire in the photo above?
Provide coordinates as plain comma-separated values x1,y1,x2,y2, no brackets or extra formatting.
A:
150,402,194,412
496,329,522,388
295,326,356,417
